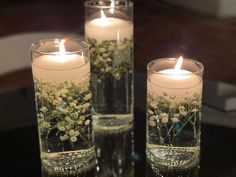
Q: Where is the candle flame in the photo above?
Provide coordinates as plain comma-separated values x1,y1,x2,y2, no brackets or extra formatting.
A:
175,56,183,70
100,9,110,26
109,0,115,14
59,39,66,55
101,9,107,19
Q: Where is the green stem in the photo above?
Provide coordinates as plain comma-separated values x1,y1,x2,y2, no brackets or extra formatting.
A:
174,114,195,137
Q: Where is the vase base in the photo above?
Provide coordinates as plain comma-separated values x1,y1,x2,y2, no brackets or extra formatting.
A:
41,147,96,176
93,114,133,133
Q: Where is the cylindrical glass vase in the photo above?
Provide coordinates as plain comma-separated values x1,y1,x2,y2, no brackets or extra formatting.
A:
85,0,134,131
31,39,95,175
146,58,204,173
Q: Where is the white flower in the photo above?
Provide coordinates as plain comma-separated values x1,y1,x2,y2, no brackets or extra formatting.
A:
149,115,159,121
192,108,198,112
77,120,83,125
70,102,77,108
69,130,75,136
150,102,157,109
173,113,180,118
60,134,69,141
58,126,65,131
180,111,187,116
79,116,85,121
41,121,50,129
40,106,48,113
84,93,92,101
159,113,168,118
148,120,156,127
148,110,154,115
74,131,80,136
70,136,77,142
161,116,169,124
72,112,78,118
179,106,185,112
67,96,73,101
171,117,179,123
83,103,90,109
84,119,90,126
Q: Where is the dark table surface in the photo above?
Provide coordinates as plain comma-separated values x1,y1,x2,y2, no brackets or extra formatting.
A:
0,75,236,177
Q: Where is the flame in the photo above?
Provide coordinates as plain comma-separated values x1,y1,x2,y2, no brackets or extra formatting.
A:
99,9,110,26
175,56,183,70
59,39,66,55
109,0,115,14
101,9,106,19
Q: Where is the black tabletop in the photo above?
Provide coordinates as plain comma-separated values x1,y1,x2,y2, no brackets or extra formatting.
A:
0,76,236,177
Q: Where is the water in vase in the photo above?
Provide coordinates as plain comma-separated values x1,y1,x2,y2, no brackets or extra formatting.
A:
146,78,202,171
33,64,95,175
85,19,133,130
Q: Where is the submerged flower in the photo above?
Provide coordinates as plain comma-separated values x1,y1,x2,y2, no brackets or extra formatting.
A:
179,106,185,112
40,121,51,129
60,134,69,141
180,111,187,116
70,136,77,142
84,119,91,126
192,108,198,113
148,120,156,127
149,115,158,121
161,116,169,124
171,117,179,123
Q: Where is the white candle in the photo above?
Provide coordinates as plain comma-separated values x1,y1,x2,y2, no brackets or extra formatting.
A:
32,40,90,82
85,10,133,41
148,57,202,97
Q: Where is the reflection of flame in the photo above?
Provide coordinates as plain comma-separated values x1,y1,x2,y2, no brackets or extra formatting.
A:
59,39,66,55
117,29,120,43
175,56,183,70
109,0,115,14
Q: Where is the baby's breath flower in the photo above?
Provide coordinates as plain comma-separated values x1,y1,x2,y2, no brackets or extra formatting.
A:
192,108,198,112
84,93,92,101
74,131,80,136
159,113,168,118
161,117,169,124
180,111,187,116
40,106,48,113
70,136,77,142
41,121,51,129
149,115,156,121
77,120,83,125
83,103,90,109
84,119,90,126
60,134,69,141
148,110,154,115
58,126,65,131
179,106,185,112
69,130,75,136
174,113,180,118
79,116,85,121
148,120,156,127
171,117,179,123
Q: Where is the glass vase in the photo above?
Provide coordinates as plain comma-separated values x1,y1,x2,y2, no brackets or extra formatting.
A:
146,58,204,174
85,0,134,132
31,39,95,175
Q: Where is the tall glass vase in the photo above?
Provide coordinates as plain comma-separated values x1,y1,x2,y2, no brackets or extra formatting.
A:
31,39,95,176
85,0,134,132
146,57,204,175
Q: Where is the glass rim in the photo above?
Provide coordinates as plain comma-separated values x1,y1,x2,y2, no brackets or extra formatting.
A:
31,38,89,56
147,58,204,76
84,0,133,9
